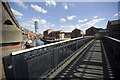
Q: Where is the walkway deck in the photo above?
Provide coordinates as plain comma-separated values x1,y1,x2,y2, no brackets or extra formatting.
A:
50,40,114,79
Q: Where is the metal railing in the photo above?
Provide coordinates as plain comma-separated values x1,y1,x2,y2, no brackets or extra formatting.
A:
102,36,120,78
102,36,120,68
3,36,93,79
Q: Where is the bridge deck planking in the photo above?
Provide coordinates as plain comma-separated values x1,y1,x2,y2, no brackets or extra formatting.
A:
50,40,114,79
49,39,94,78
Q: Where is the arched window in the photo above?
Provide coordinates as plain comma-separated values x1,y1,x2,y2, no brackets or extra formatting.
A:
3,20,13,25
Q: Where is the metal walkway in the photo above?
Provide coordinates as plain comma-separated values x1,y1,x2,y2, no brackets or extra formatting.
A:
3,37,120,79
49,40,114,79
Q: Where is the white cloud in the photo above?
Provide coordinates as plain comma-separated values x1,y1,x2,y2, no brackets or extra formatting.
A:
60,24,81,32
51,24,55,26
59,25,72,32
31,18,39,22
60,26,64,28
39,20,46,24
60,18,66,22
21,22,35,32
84,19,88,21
64,25,75,32
80,18,105,27
75,24,81,29
46,0,56,7
27,17,53,32
78,20,84,22
21,17,55,33
78,19,87,22
114,13,118,16
64,3,68,10
15,0,28,9
11,8,23,19
31,4,47,14
63,3,74,10
93,16,97,18
68,3,74,6
70,25,75,29
75,18,105,33
67,15,76,20
21,23,34,28
29,17,47,24
30,18,46,25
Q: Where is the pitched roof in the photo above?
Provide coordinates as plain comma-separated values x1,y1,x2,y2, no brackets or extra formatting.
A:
50,30,64,33
72,28,81,32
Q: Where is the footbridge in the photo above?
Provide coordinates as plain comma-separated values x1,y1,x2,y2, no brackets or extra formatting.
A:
3,36,120,80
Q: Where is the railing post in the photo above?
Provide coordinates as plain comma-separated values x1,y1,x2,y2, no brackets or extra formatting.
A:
53,45,59,68
69,43,71,54
114,45,119,65
2,55,14,79
3,54,29,79
76,41,78,50
83,38,85,45
51,46,54,69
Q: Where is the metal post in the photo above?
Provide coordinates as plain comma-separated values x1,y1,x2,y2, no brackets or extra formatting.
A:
76,41,78,50
51,46,54,68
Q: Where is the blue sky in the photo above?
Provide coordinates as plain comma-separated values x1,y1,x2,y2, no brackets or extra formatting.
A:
8,0,119,34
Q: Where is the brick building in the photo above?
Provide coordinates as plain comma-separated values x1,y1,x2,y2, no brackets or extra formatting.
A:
86,27,100,36
43,29,54,39
64,32,71,38
71,28,84,38
49,30,64,40
22,28,36,41
99,28,107,36
43,29,65,40
107,20,120,39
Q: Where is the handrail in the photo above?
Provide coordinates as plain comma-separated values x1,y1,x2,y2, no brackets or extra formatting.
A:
105,36,120,43
3,36,94,79
102,36,120,74
12,36,93,56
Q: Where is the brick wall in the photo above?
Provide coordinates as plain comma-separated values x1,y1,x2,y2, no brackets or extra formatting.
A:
0,44,21,51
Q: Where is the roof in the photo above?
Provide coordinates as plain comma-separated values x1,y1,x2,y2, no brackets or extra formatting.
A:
98,28,106,30
72,28,81,32
50,30,64,33
65,32,71,34
86,26,99,31
44,29,54,32
110,20,120,25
